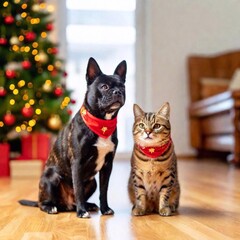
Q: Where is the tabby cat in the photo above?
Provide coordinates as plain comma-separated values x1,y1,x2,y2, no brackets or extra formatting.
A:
128,102,180,216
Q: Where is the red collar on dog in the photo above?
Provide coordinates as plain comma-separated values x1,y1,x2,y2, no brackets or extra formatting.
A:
137,138,172,158
80,106,117,139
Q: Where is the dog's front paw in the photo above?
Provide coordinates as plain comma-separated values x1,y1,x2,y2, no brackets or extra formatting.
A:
77,209,90,218
86,202,99,212
101,207,114,215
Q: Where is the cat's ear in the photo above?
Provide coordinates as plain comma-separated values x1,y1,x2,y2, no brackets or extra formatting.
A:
133,104,145,119
86,57,102,84
157,102,170,120
114,60,127,83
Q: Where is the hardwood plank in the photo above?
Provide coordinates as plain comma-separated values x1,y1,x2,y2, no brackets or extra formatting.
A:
0,159,240,240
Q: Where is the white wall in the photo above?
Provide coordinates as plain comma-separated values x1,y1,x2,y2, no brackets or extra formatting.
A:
136,0,240,155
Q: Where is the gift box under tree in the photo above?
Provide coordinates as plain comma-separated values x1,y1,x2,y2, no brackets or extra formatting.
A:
0,143,10,177
18,133,51,163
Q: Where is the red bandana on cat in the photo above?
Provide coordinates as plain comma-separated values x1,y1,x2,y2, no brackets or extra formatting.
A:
80,106,117,139
137,138,172,158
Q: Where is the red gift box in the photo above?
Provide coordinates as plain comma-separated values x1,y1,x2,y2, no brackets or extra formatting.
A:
0,143,10,177
19,133,51,162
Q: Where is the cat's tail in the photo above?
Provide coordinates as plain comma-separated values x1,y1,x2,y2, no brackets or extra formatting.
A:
18,199,38,207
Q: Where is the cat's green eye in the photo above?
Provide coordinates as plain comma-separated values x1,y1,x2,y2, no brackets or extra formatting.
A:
153,123,161,130
139,123,145,129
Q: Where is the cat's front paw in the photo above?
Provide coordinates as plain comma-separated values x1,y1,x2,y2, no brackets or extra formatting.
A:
170,204,178,213
159,206,172,216
132,206,146,216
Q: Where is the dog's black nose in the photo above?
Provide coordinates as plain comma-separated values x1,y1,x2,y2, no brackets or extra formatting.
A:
113,89,122,96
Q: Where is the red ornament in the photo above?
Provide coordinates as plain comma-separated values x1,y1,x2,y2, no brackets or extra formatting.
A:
71,99,76,104
46,23,54,31
51,69,58,76
22,60,32,70
0,87,7,97
63,71,68,77
0,37,7,45
4,15,14,25
5,69,16,79
67,109,72,115
50,47,58,55
3,113,16,126
25,31,36,42
54,86,64,97
21,106,34,118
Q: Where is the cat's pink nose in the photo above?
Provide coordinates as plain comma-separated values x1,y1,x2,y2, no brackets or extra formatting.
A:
145,130,152,135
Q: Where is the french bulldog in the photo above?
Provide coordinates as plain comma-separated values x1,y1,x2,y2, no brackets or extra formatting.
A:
19,57,127,218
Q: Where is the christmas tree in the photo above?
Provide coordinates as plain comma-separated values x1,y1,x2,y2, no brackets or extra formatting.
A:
0,0,72,143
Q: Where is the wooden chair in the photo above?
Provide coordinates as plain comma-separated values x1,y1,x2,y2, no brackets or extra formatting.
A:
188,50,240,166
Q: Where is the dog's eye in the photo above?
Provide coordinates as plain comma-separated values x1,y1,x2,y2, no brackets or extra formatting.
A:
101,84,109,90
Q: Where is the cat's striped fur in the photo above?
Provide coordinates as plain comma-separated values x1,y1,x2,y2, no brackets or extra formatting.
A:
128,102,180,216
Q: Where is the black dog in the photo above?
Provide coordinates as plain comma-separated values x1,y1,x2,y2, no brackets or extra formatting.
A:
19,57,127,218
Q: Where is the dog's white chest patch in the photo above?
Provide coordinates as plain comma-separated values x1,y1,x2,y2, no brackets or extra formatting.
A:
94,137,115,172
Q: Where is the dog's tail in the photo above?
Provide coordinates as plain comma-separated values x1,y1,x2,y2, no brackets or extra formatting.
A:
18,199,38,207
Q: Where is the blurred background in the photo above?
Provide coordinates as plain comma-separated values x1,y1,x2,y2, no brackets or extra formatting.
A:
1,0,240,166
59,0,240,156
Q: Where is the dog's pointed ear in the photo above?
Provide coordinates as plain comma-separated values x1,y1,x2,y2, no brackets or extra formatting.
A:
114,60,127,83
86,57,102,83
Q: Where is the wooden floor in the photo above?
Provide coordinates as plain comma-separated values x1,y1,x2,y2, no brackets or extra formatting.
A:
0,158,240,240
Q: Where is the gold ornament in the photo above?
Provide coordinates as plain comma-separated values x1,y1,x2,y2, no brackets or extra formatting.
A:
10,36,20,45
32,4,41,12
38,51,48,63
47,114,62,130
42,82,52,92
